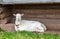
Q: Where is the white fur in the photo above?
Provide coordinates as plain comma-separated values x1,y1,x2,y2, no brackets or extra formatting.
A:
14,13,47,32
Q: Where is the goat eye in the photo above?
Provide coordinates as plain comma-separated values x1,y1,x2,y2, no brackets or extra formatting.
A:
16,25,19,26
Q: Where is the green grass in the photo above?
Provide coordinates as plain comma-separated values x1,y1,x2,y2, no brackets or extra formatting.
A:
0,31,60,39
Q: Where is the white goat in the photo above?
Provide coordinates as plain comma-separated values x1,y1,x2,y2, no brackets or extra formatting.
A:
14,13,47,32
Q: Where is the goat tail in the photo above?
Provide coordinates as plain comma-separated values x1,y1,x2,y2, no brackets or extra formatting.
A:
41,23,47,31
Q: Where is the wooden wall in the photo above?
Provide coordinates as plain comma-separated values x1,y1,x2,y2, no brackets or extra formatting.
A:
1,4,60,31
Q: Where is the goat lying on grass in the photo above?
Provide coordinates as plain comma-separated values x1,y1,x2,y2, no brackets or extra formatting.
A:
14,13,47,32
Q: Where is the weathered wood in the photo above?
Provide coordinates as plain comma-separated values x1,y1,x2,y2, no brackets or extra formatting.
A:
1,4,60,31
1,0,60,4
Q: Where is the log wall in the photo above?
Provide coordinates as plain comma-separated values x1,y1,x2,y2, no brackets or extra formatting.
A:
1,4,60,31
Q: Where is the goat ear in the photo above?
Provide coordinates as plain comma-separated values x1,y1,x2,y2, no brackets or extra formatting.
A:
21,14,24,16
13,14,16,16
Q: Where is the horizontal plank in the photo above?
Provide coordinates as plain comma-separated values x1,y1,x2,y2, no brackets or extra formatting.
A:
1,0,60,4
22,14,60,19
13,9,60,15
22,18,60,23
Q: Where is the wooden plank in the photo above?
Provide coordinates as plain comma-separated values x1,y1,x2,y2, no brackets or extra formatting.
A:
1,0,60,4
22,14,60,19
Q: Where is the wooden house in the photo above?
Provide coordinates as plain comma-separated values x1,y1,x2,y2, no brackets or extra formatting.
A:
0,0,60,32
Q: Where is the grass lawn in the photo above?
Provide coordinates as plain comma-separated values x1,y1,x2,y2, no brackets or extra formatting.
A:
0,30,60,39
